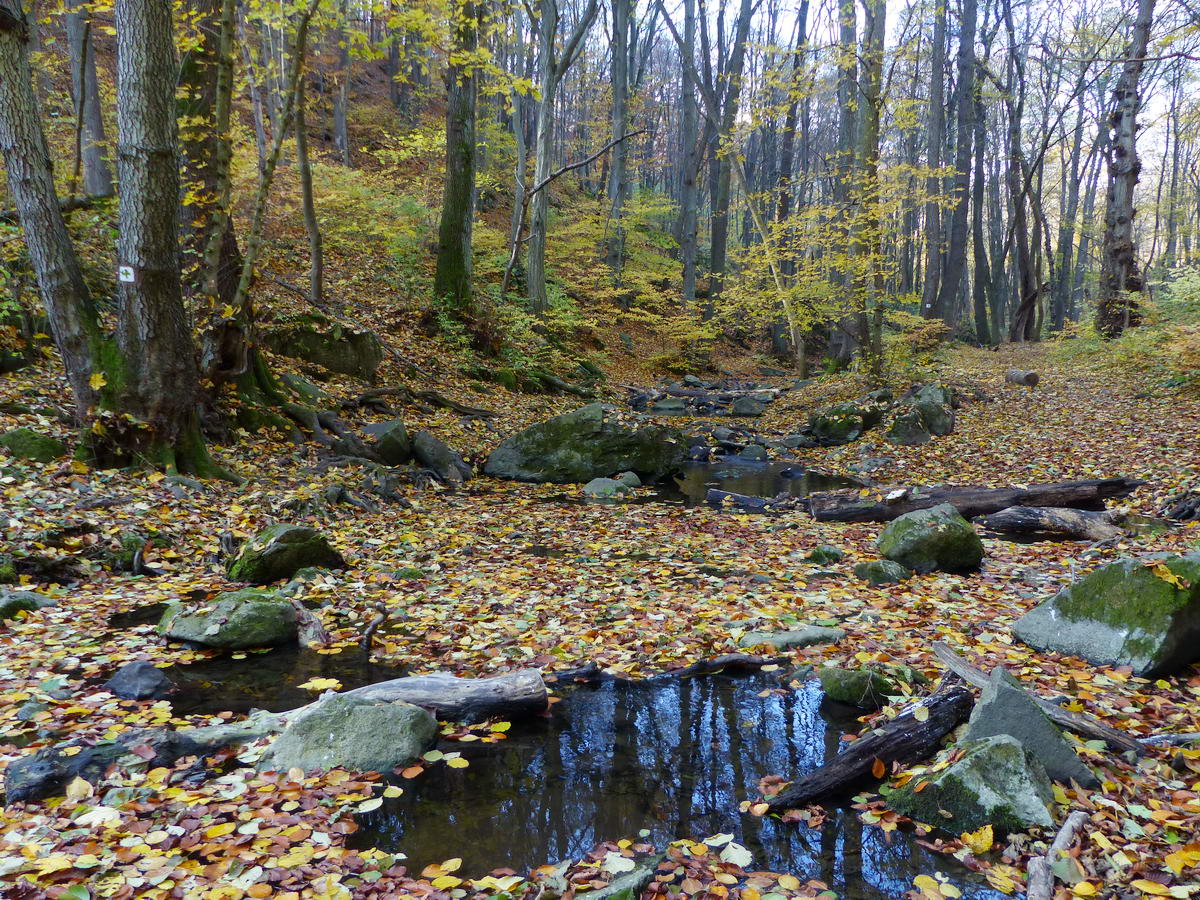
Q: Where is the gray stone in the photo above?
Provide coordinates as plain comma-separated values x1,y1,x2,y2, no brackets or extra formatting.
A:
808,406,864,446
889,735,1054,834
884,410,932,446
583,477,630,499
806,545,845,564
371,418,412,465
159,588,298,649
484,403,686,483
683,375,704,387
737,626,844,651
739,444,768,461
877,503,983,574
964,668,1098,787
103,661,173,701
731,396,766,417
615,471,642,488
817,667,896,709
412,431,471,484
0,590,55,620
651,398,690,416
0,428,66,463
912,383,955,407
1012,552,1200,676
226,524,346,584
854,559,912,585
258,694,437,774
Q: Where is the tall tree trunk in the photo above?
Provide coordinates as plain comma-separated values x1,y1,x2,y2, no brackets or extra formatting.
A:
332,0,351,165
1097,0,1155,338
433,0,478,314
605,0,630,278
971,63,992,344
1051,92,1086,330
65,0,113,197
676,0,700,306
855,0,885,380
0,0,100,420
932,0,976,321
920,0,946,317
295,65,323,306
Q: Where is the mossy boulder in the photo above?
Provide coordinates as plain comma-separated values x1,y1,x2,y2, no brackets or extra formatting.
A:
889,735,1054,835
370,418,412,465
817,667,896,709
806,544,845,564
0,590,54,620
258,694,437,774
158,588,298,649
884,409,932,446
261,325,384,380
877,503,983,574
808,404,866,446
226,524,346,584
854,559,913,585
584,477,632,499
484,403,686,483
1012,552,1200,676
0,428,66,463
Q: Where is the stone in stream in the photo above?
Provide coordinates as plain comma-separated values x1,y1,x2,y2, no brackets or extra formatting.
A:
103,660,173,701
258,694,437,774
651,398,690,416
583,477,632,499
963,668,1098,787
158,588,298,649
0,590,55,620
615,471,642,488
889,734,1054,835
738,444,768,461
876,503,983,574
1012,552,1200,676
412,430,472,484
737,626,845,651
226,524,346,584
484,403,686,483
854,559,912,585
816,666,896,709
0,428,67,463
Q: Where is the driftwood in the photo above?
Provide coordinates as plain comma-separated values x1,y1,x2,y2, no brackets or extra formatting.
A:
1005,368,1040,387
1026,810,1089,900
977,506,1123,542
766,678,974,811
931,642,1143,755
807,478,1144,523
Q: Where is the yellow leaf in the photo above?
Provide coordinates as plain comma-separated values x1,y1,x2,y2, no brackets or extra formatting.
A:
1130,881,1173,896
297,678,342,692
205,821,237,839
1164,844,1200,876
382,785,404,798
913,705,930,722
1072,883,1098,897
356,798,382,813
776,875,801,891
913,873,945,900
431,876,462,890
65,776,93,803
441,858,463,873
447,757,469,769
36,854,74,875
1149,563,1189,590
90,371,107,390
961,824,993,855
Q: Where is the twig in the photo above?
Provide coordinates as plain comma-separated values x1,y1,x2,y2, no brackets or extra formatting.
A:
1026,811,1089,900
361,602,387,653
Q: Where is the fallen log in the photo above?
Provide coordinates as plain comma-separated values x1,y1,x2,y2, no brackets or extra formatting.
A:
1026,810,1089,900
977,506,1123,542
807,478,1144,523
765,678,974,811
931,642,1143,755
707,489,771,509
671,653,787,678
1005,368,1040,387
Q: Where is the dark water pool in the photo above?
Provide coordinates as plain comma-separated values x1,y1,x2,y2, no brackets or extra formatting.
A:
659,461,859,506
351,674,1004,899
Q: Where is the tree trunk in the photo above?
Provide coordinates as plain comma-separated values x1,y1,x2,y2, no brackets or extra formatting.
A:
676,0,700,306
854,0,886,381
65,0,113,197
1051,93,1086,330
0,0,100,420
1096,0,1155,338
970,63,992,344
920,0,946,318
978,506,1122,542
332,0,351,166
295,65,323,306
605,0,630,278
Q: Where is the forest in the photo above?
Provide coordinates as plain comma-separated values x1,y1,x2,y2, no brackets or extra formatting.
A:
0,0,1199,898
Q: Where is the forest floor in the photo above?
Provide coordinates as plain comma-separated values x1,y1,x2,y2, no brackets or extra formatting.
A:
0,343,1198,900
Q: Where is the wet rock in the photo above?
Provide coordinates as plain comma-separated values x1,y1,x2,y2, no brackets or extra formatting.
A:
739,444,768,461
854,559,912,585
877,503,983,574
0,427,66,463
615,471,642,488
806,545,845,564
258,694,437,774
226,524,346,584
889,734,1054,834
651,398,690,416
412,431,472,484
731,396,766,417
817,667,896,709
370,418,412,465
0,590,55,620
964,668,1098,787
1012,552,1200,676
737,626,844,651
884,409,933,446
808,405,865,446
262,324,384,380
103,661,173,701
159,588,298,649
780,433,818,449
584,477,632,499
484,403,686,483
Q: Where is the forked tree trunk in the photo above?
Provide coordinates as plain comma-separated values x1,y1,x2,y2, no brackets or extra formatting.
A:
65,0,113,197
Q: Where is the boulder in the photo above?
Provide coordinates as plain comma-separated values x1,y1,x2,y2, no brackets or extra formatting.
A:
103,661,173,701
738,444,768,461
583,477,631,499
226,524,346,584
258,694,437,774
159,588,298,649
808,406,864,446
412,431,472,484
651,398,689,416
884,409,933,446
615,471,642,488
1012,553,1200,676
0,590,55,620
911,383,954,407
877,503,983,574
817,667,895,709
261,325,383,380
484,403,686,483
0,428,66,463
854,559,912,585
731,396,766,417
806,544,845,564
889,735,1054,834
737,626,844,651
912,399,955,436
370,418,412,465
964,668,1098,787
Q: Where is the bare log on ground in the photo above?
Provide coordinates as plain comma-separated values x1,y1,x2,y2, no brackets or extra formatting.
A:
1026,810,1089,900
932,642,1143,755
807,478,1144,523
765,679,974,811
672,653,788,678
1162,484,1200,522
1005,368,1040,387
977,506,1123,542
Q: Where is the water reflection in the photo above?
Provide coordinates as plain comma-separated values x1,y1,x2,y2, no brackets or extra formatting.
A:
353,675,1004,899
660,462,859,507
